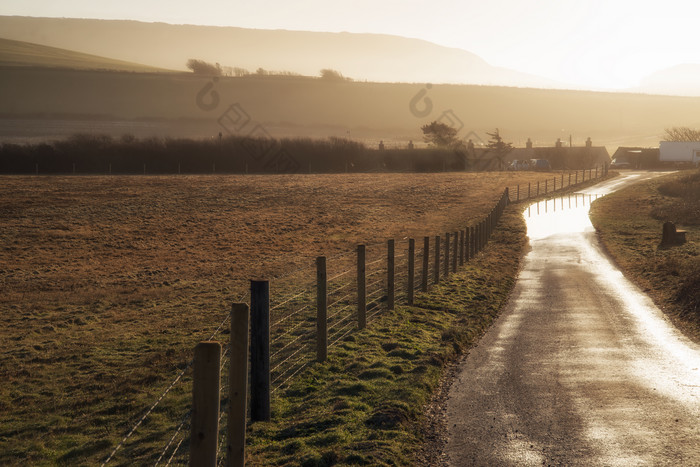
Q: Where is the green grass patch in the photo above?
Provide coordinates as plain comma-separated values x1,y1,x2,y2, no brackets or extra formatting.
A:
590,170,700,342
245,206,527,465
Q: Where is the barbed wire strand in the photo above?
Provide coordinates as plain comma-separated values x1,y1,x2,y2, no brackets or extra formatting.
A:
365,277,385,292
328,281,354,297
271,359,313,395
329,320,357,347
271,341,314,375
101,359,194,466
154,409,192,466
366,303,383,322
327,303,354,323
328,313,354,335
270,315,312,346
328,268,354,283
366,287,386,301
270,288,313,312
327,291,355,309
270,330,313,362
365,257,385,268
328,313,355,338
271,303,312,329
164,433,186,467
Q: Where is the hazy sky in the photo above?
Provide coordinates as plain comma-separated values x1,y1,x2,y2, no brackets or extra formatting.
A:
2,0,700,90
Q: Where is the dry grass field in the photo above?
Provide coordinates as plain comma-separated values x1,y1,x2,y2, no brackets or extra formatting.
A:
590,170,700,343
0,171,573,464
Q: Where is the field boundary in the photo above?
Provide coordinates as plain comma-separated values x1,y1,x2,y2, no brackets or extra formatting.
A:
100,165,609,465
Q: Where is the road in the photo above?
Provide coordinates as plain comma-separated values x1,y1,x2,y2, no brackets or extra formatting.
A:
446,172,700,466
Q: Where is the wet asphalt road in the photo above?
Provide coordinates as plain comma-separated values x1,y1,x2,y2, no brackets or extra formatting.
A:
446,172,700,466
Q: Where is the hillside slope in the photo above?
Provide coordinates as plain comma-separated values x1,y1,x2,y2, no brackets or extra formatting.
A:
0,16,558,88
0,37,169,72
2,67,699,148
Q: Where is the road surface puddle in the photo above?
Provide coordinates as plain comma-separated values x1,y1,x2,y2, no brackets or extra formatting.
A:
525,193,600,240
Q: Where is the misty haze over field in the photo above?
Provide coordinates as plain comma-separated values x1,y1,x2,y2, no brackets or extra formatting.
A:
1,9,700,148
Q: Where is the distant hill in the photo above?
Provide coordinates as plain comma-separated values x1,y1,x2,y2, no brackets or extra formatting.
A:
0,37,170,72
637,64,700,96
0,16,560,88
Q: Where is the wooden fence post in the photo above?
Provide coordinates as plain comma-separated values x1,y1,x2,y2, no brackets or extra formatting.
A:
459,230,465,267
528,182,531,199
480,221,484,250
408,239,415,305
475,223,481,253
545,179,548,195
444,232,450,276
452,232,458,273
537,181,540,196
228,304,249,467
190,341,221,467
357,245,366,329
422,236,429,292
387,240,395,310
316,256,327,362
568,172,571,187
561,173,564,189
576,171,579,184
250,280,270,422
465,228,471,262
434,235,441,284
517,184,520,201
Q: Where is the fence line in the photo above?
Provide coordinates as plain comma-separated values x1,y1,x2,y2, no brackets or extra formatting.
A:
102,165,608,464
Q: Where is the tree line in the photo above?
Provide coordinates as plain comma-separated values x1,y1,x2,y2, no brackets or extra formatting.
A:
186,59,350,81
0,134,466,174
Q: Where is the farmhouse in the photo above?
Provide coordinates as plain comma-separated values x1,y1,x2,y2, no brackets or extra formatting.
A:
659,141,700,166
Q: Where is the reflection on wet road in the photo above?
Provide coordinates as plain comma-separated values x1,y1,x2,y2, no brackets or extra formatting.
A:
446,172,700,465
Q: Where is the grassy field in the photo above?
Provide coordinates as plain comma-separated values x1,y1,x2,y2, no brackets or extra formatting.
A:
0,171,575,465
590,170,700,342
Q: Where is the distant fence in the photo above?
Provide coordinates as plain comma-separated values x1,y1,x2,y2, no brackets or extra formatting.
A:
100,165,607,466
505,165,607,203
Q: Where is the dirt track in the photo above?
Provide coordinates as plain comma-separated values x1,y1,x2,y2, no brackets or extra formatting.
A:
446,172,700,465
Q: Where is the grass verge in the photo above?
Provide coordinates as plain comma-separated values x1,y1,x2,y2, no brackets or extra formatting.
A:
245,205,527,465
590,170,700,343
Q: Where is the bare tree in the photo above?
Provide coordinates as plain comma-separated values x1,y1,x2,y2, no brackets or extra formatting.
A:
663,127,700,141
232,67,250,77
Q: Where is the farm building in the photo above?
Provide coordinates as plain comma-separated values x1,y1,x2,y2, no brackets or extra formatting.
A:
503,137,610,170
659,141,700,166
610,147,660,169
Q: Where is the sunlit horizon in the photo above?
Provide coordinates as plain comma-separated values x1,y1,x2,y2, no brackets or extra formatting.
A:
3,0,700,91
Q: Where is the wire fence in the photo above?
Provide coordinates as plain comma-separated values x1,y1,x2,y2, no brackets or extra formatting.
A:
99,166,608,465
